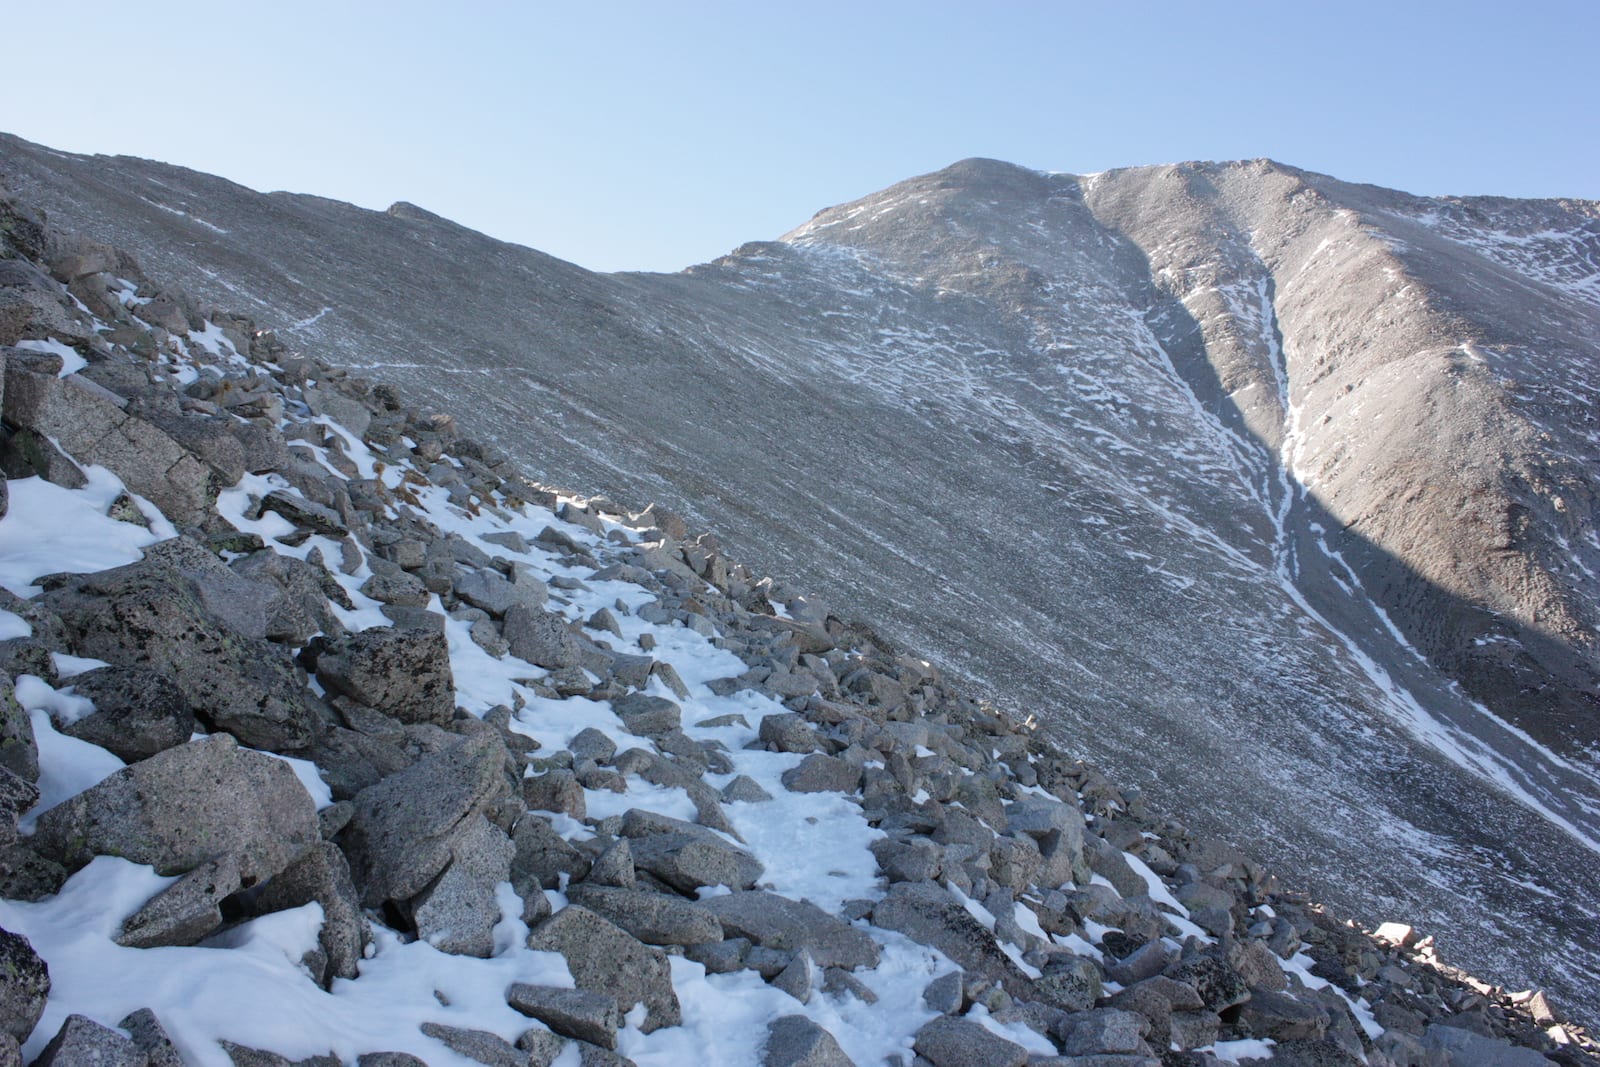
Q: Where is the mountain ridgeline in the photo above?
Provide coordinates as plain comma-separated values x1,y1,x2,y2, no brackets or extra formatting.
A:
2,134,1598,1020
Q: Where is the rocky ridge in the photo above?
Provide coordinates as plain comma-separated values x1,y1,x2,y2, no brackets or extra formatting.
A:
6,136,1599,1022
0,191,1593,1067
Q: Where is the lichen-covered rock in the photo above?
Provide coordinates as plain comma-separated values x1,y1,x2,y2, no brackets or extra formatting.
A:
0,927,48,1042
43,552,321,751
31,734,319,882
304,626,456,726
56,665,195,762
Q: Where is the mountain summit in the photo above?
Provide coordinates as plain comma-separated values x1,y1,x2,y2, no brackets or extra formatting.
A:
2,134,1597,1021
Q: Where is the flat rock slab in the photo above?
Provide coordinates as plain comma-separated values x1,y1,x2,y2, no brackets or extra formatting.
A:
117,854,240,948
506,983,621,1049
525,905,681,1032
701,891,880,970
870,881,1033,996
31,734,318,882
565,884,722,946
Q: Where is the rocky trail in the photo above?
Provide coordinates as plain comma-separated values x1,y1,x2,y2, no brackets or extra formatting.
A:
0,189,1594,1066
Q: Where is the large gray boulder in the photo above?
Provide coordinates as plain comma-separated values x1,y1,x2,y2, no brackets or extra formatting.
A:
31,734,319,882
1421,1023,1553,1067
870,881,1034,996
305,626,456,726
455,568,546,616
1,360,216,524
502,605,585,669
57,665,195,762
337,731,514,908
700,891,880,969
43,548,322,752
524,905,681,1032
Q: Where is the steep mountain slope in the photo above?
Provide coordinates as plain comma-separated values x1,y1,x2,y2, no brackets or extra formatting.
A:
2,134,1597,1021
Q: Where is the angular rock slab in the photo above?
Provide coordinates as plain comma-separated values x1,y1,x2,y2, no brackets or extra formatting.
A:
54,665,195,763
31,734,319,882
524,905,681,1032
506,983,621,1049
762,1015,856,1067
409,814,515,957
870,881,1033,996
701,891,880,970
117,854,240,948
911,1016,1027,1067
306,626,456,726
32,1014,145,1067
254,841,370,984
565,884,723,947
338,731,512,907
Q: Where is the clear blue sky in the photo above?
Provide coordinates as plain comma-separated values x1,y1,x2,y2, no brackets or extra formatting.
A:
6,1,1597,272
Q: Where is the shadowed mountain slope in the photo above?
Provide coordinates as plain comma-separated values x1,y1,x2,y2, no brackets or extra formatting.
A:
3,134,1597,1020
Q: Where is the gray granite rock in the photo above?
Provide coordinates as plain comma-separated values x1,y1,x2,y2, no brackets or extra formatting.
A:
337,731,512,907
762,1014,856,1067
524,905,681,1032
53,665,195,762
31,734,319,882
565,884,722,946
911,1016,1027,1067
253,841,369,984
0,927,48,1042
117,853,239,948
306,626,455,726
870,882,1032,995
409,814,514,957
118,1008,184,1067
506,983,621,1049
701,891,880,969
32,1015,144,1067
